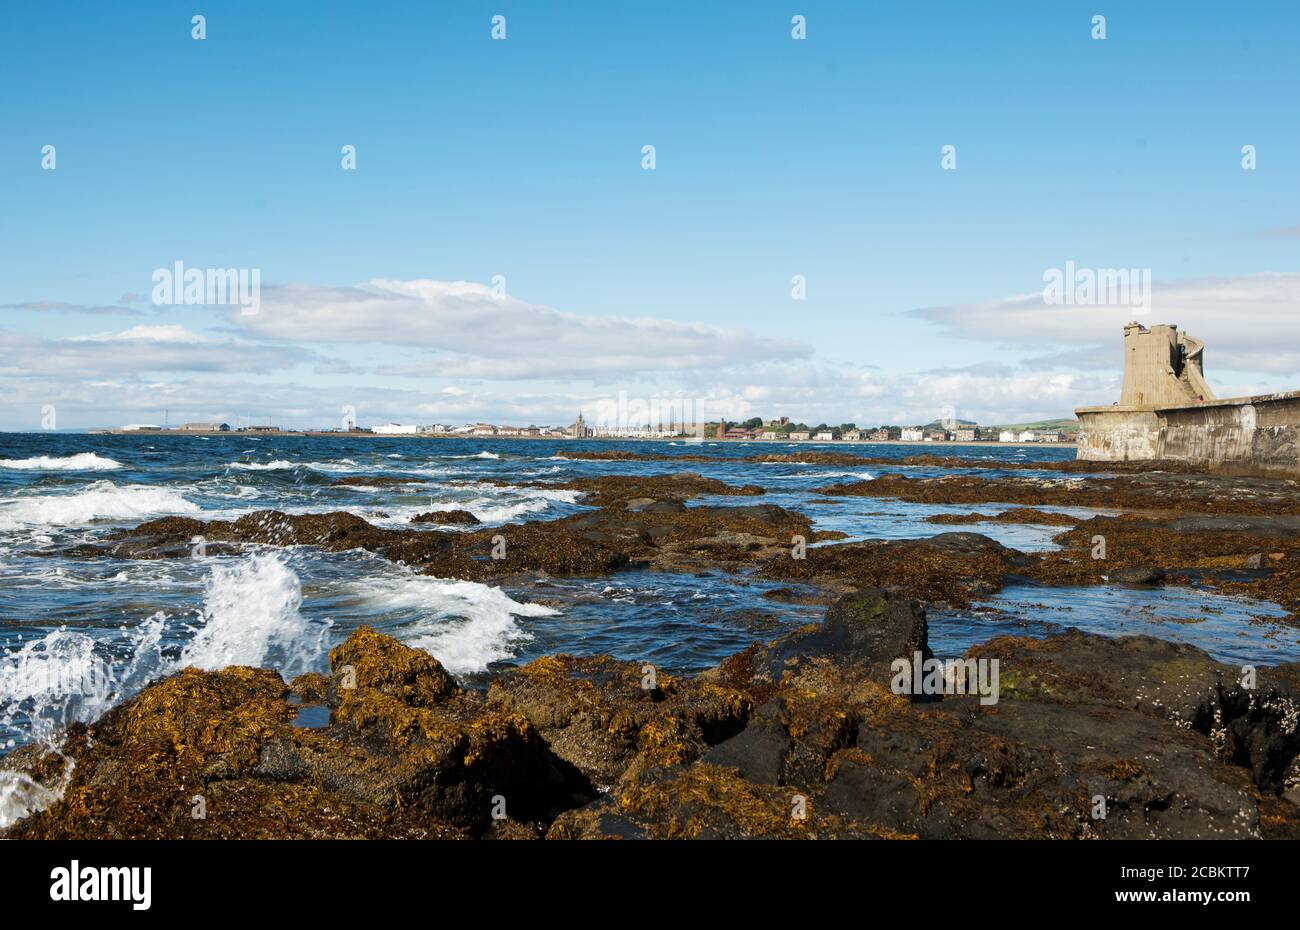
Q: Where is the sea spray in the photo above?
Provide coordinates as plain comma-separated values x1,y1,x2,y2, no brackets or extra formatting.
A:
0,482,199,531
181,552,331,678
0,763,75,831
357,574,555,674
0,553,328,827
0,631,132,829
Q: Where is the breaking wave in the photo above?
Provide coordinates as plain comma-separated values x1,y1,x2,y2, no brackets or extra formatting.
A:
0,482,199,531
0,453,123,471
358,574,555,674
226,459,298,471
0,552,328,826
181,552,331,678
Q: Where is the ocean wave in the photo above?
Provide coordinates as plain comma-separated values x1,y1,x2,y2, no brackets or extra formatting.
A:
0,553,326,826
305,459,360,472
226,459,298,471
359,574,555,674
0,453,123,471
181,552,331,678
766,470,874,480
419,485,583,524
382,484,582,527
465,497,565,523
0,630,121,747
0,613,170,831
0,482,200,531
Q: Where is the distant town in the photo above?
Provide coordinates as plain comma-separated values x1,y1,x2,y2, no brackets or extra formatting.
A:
90,413,1076,444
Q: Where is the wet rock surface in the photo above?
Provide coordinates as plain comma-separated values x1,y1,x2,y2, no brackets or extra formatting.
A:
1030,514,1300,619
5,593,1296,840
928,507,1080,527
816,471,1300,516
2,627,590,839
330,475,426,488
66,478,822,580
410,509,481,526
758,532,1033,607
18,466,1300,839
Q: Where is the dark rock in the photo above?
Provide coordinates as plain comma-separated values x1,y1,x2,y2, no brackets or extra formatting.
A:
1110,565,1166,585
410,509,481,526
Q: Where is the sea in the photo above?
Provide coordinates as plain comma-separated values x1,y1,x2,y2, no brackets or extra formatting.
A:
2,432,1298,787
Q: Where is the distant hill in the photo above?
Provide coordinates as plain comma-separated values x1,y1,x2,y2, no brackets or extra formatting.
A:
920,418,978,430
983,417,1079,435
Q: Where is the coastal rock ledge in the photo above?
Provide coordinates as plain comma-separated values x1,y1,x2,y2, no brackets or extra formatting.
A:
2,591,1298,840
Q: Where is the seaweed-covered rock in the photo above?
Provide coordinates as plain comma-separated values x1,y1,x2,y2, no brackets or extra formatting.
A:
410,509,481,526
5,606,1298,840
486,654,751,788
758,533,1029,607
1,628,590,839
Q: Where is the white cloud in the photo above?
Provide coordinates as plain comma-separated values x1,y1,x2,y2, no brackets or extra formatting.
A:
911,272,1300,376
72,324,209,344
0,300,140,316
0,329,311,378
9,272,1296,431
230,279,808,379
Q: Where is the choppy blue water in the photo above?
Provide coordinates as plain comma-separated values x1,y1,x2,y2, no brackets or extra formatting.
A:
0,433,1296,758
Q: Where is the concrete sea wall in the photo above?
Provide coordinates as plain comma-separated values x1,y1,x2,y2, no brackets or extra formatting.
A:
1076,391,1300,475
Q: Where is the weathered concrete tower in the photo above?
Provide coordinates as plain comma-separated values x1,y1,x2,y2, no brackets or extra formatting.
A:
1075,322,1214,462
1077,322,1300,474
1119,322,1215,408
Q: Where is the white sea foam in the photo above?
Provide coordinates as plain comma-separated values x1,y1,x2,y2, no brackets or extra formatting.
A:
181,552,330,678
0,770,68,830
0,621,157,829
360,574,555,674
304,459,360,472
384,483,579,528
227,459,297,471
0,453,123,471
398,485,582,525
0,553,327,827
465,498,564,523
0,630,118,746
0,482,200,531
0,552,322,755
767,470,874,480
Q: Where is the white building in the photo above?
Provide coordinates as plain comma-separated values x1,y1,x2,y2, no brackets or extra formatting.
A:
901,427,924,442
590,425,679,439
373,423,419,435
998,430,1016,443
1018,430,1038,442
814,431,836,441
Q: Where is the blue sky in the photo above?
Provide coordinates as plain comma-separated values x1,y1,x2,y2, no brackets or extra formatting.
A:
2,1,1298,430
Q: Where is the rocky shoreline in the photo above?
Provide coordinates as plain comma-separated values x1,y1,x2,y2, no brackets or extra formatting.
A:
6,464,1300,839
